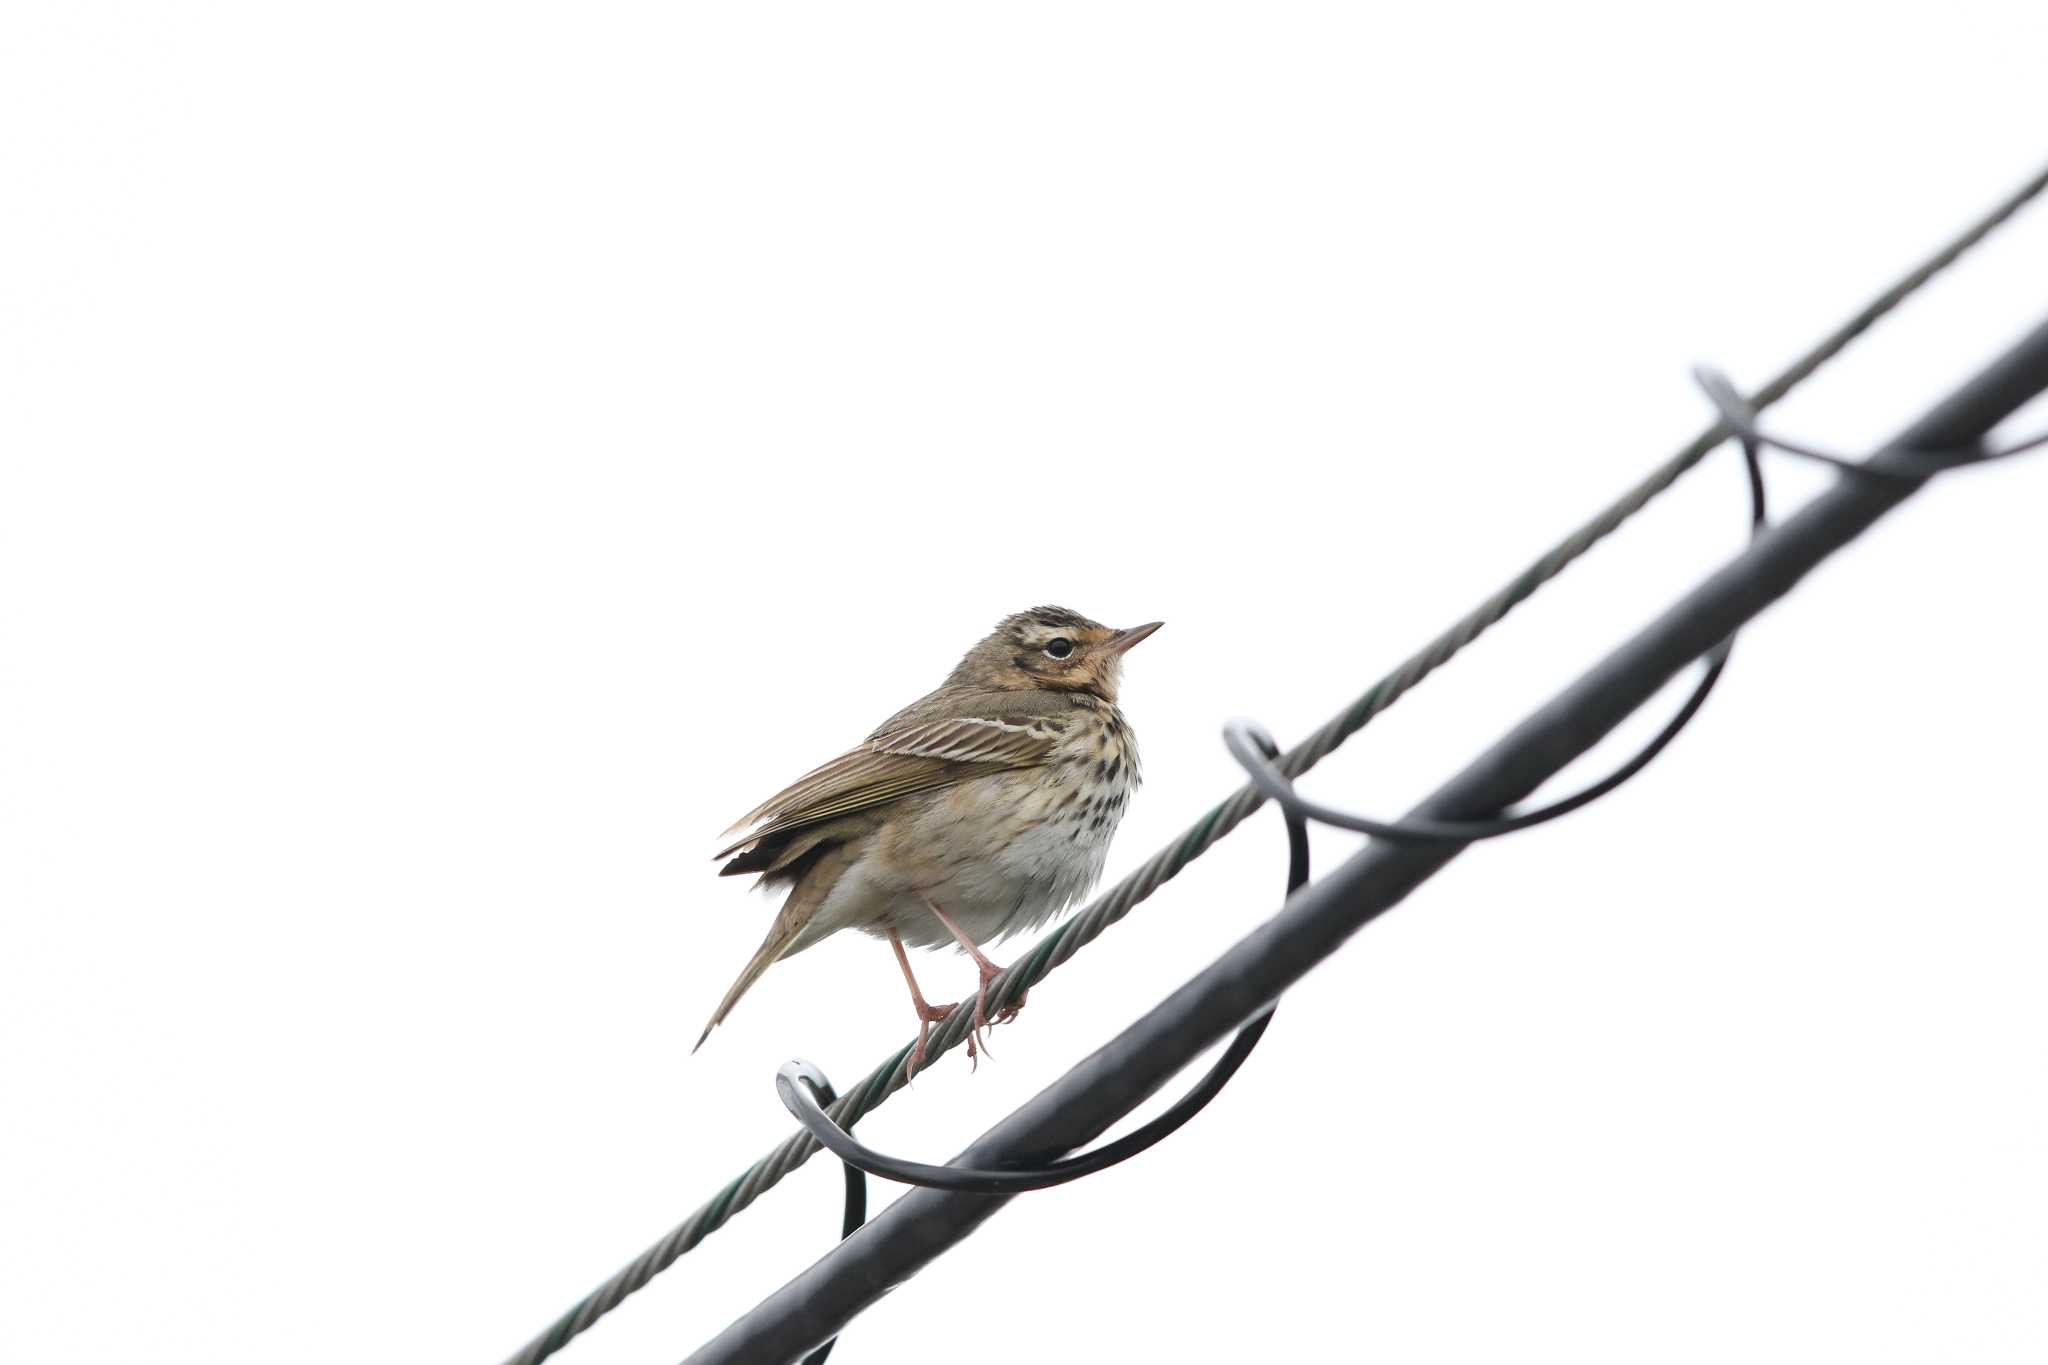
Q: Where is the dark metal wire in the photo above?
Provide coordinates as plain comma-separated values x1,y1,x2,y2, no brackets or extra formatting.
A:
684,310,2048,1365
762,340,2044,1360
499,162,2048,1365
777,732,1310,1195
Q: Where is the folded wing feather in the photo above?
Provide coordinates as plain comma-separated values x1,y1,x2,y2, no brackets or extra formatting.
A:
713,714,1058,863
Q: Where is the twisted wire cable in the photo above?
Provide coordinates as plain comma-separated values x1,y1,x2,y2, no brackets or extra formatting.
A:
502,160,2048,1365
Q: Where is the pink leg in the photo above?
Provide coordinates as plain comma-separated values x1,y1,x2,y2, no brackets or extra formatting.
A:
919,897,1029,1057
889,927,957,1075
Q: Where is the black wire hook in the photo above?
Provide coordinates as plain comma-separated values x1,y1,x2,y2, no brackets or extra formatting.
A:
1223,407,1768,847
776,729,1310,1195
789,1067,866,1365
1222,368,2047,850
1692,364,2048,477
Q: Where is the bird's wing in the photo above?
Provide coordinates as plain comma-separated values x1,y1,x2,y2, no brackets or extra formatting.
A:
713,711,1061,861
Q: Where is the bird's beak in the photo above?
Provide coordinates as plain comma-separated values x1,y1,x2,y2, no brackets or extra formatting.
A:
1108,621,1164,655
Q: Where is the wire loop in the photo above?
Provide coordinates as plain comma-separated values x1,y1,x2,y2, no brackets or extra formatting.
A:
1692,364,2048,477
781,1063,865,1365
1219,393,1770,847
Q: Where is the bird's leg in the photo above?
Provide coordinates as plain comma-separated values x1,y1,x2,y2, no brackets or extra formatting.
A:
889,927,958,1074
919,897,1028,1055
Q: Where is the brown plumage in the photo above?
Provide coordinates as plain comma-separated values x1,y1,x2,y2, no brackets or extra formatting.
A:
698,606,1161,1069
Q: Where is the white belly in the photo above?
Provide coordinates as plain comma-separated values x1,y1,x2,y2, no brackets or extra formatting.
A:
927,794,1118,945
798,765,1134,954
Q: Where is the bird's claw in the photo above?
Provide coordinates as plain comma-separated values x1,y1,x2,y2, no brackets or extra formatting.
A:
907,999,957,1078
968,965,1028,1058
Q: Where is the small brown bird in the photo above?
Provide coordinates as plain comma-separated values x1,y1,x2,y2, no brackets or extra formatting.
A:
698,607,1160,1068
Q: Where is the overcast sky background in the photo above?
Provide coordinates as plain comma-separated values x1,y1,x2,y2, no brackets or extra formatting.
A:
5,5,2047,1363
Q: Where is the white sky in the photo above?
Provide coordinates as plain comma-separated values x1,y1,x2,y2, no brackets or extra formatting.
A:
5,4,2047,1363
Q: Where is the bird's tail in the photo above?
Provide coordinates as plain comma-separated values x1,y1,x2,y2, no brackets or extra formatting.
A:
695,838,852,1053
694,919,802,1053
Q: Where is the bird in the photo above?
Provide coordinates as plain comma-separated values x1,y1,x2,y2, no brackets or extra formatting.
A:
697,606,1161,1070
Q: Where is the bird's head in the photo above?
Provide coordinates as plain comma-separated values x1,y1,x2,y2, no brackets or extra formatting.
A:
948,606,1163,701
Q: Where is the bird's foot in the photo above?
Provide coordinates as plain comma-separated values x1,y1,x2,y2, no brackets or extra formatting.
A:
913,897,1024,1068
908,999,957,1076
970,962,1027,1056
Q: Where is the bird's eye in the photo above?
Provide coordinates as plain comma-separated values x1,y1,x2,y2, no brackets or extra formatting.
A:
1044,637,1074,659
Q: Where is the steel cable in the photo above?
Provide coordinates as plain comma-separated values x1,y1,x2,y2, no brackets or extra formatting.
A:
501,160,2048,1365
